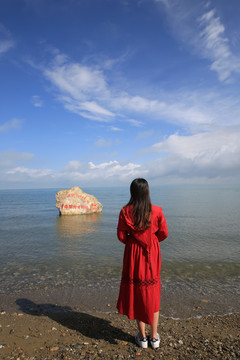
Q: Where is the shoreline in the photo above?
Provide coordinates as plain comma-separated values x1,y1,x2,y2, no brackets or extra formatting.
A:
1,281,239,359
1,275,239,320
0,310,239,359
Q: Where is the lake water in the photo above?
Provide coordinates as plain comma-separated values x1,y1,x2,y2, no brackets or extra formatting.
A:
0,185,239,318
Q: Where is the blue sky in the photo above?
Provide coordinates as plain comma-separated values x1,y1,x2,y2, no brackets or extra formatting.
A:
0,0,240,189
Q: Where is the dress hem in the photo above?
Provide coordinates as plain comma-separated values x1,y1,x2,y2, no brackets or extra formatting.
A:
116,306,160,325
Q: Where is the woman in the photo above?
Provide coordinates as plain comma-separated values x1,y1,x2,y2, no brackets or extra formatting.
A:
117,178,168,349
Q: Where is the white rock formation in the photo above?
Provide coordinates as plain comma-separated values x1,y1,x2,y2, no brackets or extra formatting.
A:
56,186,103,215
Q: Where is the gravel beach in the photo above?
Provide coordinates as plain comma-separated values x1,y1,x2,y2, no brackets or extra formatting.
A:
0,308,239,359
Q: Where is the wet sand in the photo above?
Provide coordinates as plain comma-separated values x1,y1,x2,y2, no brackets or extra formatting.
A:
1,275,240,319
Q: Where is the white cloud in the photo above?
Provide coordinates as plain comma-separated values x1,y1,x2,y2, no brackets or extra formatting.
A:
0,39,14,55
89,160,118,169
2,133,240,186
126,119,144,127
110,126,123,131
40,50,240,131
156,1,240,82
85,160,143,179
0,151,53,185
64,100,114,120
44,61,108,97
42,54,213,127
31,95,43,107
1,156,145,187
198,8,240,82
146,129,240,180
0,24,14,56
0,119,23,133
43,58,114,122
113,94,213,126
49,160,146,186
6,167,53,178
152,130,239,160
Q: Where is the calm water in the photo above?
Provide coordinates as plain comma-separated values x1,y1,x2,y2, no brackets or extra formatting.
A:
0,185,239,317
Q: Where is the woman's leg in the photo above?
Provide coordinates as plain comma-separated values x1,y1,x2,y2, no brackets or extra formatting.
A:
136,320,146,338
150,311,159,338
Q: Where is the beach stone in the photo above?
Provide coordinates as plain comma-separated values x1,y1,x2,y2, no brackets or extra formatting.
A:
56,186,103,215
50,346,59,351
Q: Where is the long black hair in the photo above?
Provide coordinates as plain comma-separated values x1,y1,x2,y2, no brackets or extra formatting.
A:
126,178,152,230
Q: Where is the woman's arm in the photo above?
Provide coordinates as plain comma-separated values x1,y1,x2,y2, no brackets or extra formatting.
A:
117,209,129,244
156,211,168,242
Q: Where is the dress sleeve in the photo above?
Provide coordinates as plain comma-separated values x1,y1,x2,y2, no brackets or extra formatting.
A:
156,211,168,242
117,209,129,244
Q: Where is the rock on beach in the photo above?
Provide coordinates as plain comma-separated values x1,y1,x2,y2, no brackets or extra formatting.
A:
56,187,103,215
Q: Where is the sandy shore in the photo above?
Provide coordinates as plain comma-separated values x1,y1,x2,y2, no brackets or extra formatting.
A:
0,307,239,359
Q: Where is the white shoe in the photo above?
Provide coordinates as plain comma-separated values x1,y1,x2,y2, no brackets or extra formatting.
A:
135,333,148,348
150,333,160,349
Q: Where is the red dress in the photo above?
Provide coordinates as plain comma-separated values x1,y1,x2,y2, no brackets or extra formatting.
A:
117,205,168,325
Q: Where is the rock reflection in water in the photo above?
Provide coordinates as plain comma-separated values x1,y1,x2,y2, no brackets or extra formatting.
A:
56,213,102,239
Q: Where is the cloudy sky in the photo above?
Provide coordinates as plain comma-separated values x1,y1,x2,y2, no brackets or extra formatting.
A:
0,0,240,188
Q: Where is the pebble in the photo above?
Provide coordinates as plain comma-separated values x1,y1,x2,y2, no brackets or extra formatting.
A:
50,346,59,351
